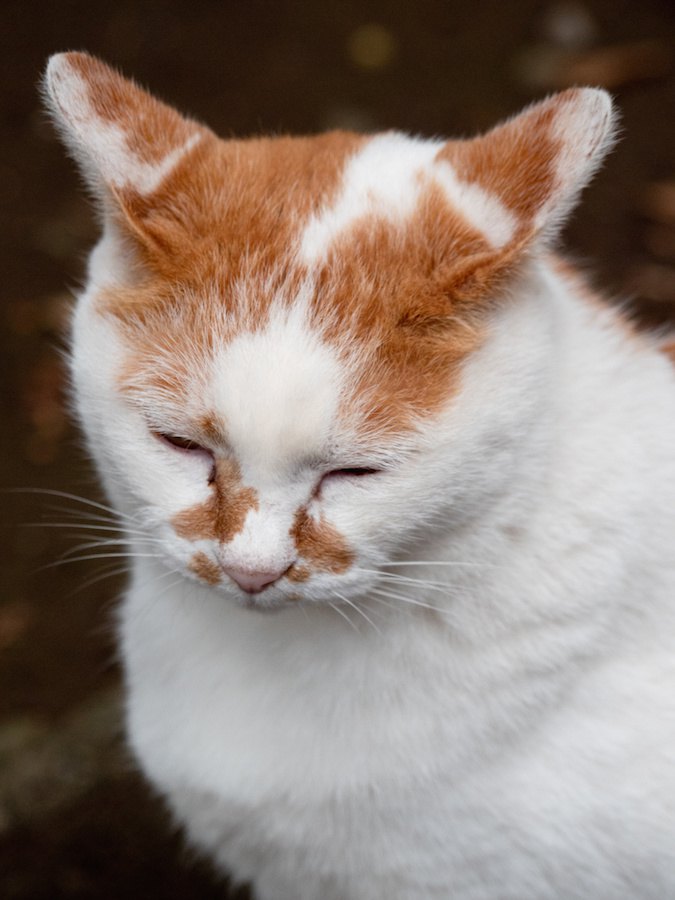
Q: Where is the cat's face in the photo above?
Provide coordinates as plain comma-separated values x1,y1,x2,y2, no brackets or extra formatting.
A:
45,53,615,609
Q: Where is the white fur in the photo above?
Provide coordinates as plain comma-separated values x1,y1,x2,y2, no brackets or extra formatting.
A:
209,300,344,476
300,133,441,264
51,64,675,898
208,299,347,577
300,132,519,261
71,251,675,898
116,265,675,898
537,88,616,237
432,158,517,247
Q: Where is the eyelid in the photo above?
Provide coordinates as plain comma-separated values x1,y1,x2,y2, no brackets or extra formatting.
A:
154,431,211,454
323,467,381,479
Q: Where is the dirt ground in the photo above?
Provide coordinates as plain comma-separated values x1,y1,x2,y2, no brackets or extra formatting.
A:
1,1,675,896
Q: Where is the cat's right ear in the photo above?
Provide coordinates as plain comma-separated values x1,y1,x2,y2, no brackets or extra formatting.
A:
441,88,617,250
43,52,213,262
429,88,617,302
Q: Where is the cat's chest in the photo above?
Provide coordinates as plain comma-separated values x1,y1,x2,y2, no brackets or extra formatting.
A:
118,560,602,799
121,580,462,799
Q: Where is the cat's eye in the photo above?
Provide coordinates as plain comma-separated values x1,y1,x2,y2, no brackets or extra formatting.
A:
155,432,209,454
323,467,381,480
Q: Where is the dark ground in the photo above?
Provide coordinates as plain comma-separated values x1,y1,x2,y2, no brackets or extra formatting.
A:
1,1,675,897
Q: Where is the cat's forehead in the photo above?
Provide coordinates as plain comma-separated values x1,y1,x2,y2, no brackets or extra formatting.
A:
207,301,346,474
300,132,517,262
50,52,613,445
109,130,506,441
163,128,518,267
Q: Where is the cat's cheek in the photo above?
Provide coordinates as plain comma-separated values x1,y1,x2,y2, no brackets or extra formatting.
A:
318,486,388,545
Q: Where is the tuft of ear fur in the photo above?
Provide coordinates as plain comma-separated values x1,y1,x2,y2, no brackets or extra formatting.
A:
442,88,617,249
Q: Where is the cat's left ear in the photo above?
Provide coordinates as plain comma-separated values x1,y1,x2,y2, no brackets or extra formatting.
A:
435,89,617,293
43,52,214,260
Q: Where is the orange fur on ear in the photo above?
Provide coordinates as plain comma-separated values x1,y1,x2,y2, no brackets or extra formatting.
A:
44,52,214,264
443,88,616,243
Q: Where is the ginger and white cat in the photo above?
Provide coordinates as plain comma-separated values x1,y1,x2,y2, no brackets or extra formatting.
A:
45,52,675,899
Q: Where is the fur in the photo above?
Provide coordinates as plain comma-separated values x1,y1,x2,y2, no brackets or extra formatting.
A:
45,52,675,899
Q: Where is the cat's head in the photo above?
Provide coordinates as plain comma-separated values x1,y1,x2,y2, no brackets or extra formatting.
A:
44,52,616,610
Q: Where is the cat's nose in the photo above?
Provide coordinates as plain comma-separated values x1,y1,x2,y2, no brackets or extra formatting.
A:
222,565,288,594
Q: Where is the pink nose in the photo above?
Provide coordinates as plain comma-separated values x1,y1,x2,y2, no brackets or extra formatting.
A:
222,566,287,594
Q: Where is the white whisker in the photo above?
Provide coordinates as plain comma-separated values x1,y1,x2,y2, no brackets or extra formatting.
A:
59,533,164,553
369,585,447,615
24,521,158,540
12,488,142,526
368,593,409,617
333,591,382,636
58,540,162,561
354,567,451,593
328,601,360,633
67,563,131,597
382,560,496,569
44,505,131,527
40,551,162,572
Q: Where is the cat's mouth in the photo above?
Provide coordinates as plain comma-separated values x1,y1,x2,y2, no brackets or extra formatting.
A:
235,592,291,613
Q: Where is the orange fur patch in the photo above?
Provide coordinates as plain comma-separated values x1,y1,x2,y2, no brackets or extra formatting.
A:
109,123,547,438
287,507,354,581
188,551,222,585
81,59,584,445
172,458,258,543
440,95,561,227
109,130,368,408
305,180,519,433
60,53,207,169
661,340,675,365
106,129,367,290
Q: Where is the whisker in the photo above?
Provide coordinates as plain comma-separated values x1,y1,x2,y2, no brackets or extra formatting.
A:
136,566,184,596
67,563,131,597
43,505,130,527
58,536,163,558
328,601,360,633
11,488,142,526
23,521,156,540
333,591,382,636
354,567,450,593
376,571,448,589
368,593,410,618
39,551,161,572
369,585,447,615
157,577,189,596
382,560,497,569
59,538,130,557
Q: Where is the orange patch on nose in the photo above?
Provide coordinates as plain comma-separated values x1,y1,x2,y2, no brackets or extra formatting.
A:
189,551,222,585
172,458,258,543
287,507,354,581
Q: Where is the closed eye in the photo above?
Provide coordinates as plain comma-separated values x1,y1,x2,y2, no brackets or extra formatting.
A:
155,432,209,454
323,467,381,480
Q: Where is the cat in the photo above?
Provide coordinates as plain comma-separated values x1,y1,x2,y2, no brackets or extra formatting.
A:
44,52,675,900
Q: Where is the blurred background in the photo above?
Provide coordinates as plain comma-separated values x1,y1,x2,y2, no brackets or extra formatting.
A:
1,1,675,896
